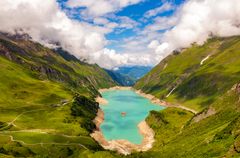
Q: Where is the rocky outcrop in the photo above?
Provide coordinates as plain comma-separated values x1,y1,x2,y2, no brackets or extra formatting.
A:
235,83,240,94
191,107,216,123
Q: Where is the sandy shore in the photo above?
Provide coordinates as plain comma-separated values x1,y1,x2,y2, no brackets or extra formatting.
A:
135,90,198,114
98,86,196,114
92,86,156,155
90,109,155,155
99,86,132,93
95,96,108,105
95,86,131,105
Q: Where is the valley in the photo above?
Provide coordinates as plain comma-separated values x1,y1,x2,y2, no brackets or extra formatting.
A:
0,0,240,157
0,35,240,158
0,34,116,157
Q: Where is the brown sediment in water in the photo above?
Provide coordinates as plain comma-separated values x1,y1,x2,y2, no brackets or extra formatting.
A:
121,112,127,117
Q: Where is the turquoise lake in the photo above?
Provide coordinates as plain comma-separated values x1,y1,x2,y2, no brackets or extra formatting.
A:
100,90,165,144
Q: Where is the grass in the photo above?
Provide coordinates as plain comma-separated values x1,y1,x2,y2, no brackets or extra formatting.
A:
0,35,117,157
133,36,240,157
1,34,240,157
0,59,100,156
129,90,240,158
135,36,240,112
146,108,194,150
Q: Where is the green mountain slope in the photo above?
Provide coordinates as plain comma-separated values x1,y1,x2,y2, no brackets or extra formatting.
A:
0,33,116,157
129,86,240,158
135,36,240,111
132,36,240,157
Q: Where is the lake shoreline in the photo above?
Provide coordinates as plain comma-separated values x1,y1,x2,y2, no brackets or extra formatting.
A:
135,89,198,114
91,86,197,155
90,109,155,155
97,86,197,114
91,86,156,155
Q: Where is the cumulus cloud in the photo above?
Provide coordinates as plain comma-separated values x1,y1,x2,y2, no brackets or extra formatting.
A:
0,0,148,69
0,0,109,60
89,48,153,69
0,0,141,69
150,0,240,60
1,0,239,69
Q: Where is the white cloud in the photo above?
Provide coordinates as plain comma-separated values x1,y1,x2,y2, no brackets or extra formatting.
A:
1,0,239,69
117,16,139,30
144,2,175,18
89,48,154,69
0,0,109,60
148,40,160,49
93,17,110,25
0,0,141,69
67,0,143,17
143,16,178,33
150,0,240,60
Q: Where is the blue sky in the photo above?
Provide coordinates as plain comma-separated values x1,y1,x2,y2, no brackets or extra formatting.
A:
58,0,185,52
1,0,238,69
54,0,240,69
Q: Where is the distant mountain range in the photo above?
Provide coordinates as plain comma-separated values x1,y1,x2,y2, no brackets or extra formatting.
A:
105,66,152,86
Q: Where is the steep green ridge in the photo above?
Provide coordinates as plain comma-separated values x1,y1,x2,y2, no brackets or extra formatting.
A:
135,36,240,111
131,36,240,157
0,34,116,157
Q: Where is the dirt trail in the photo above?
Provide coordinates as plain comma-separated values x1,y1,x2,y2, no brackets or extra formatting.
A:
8,135,88,149
1,101,89,150
7,109,45,128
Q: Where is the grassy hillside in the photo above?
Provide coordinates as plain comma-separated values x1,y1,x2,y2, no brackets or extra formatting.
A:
130,88,240,158
0,33,117,157
1,33,240,158
132,36,240,157
135,36,240,112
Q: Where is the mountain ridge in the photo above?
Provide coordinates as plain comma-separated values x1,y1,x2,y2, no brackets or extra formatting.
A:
0,33,117,157
105,66,152,86
132,36,240,157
